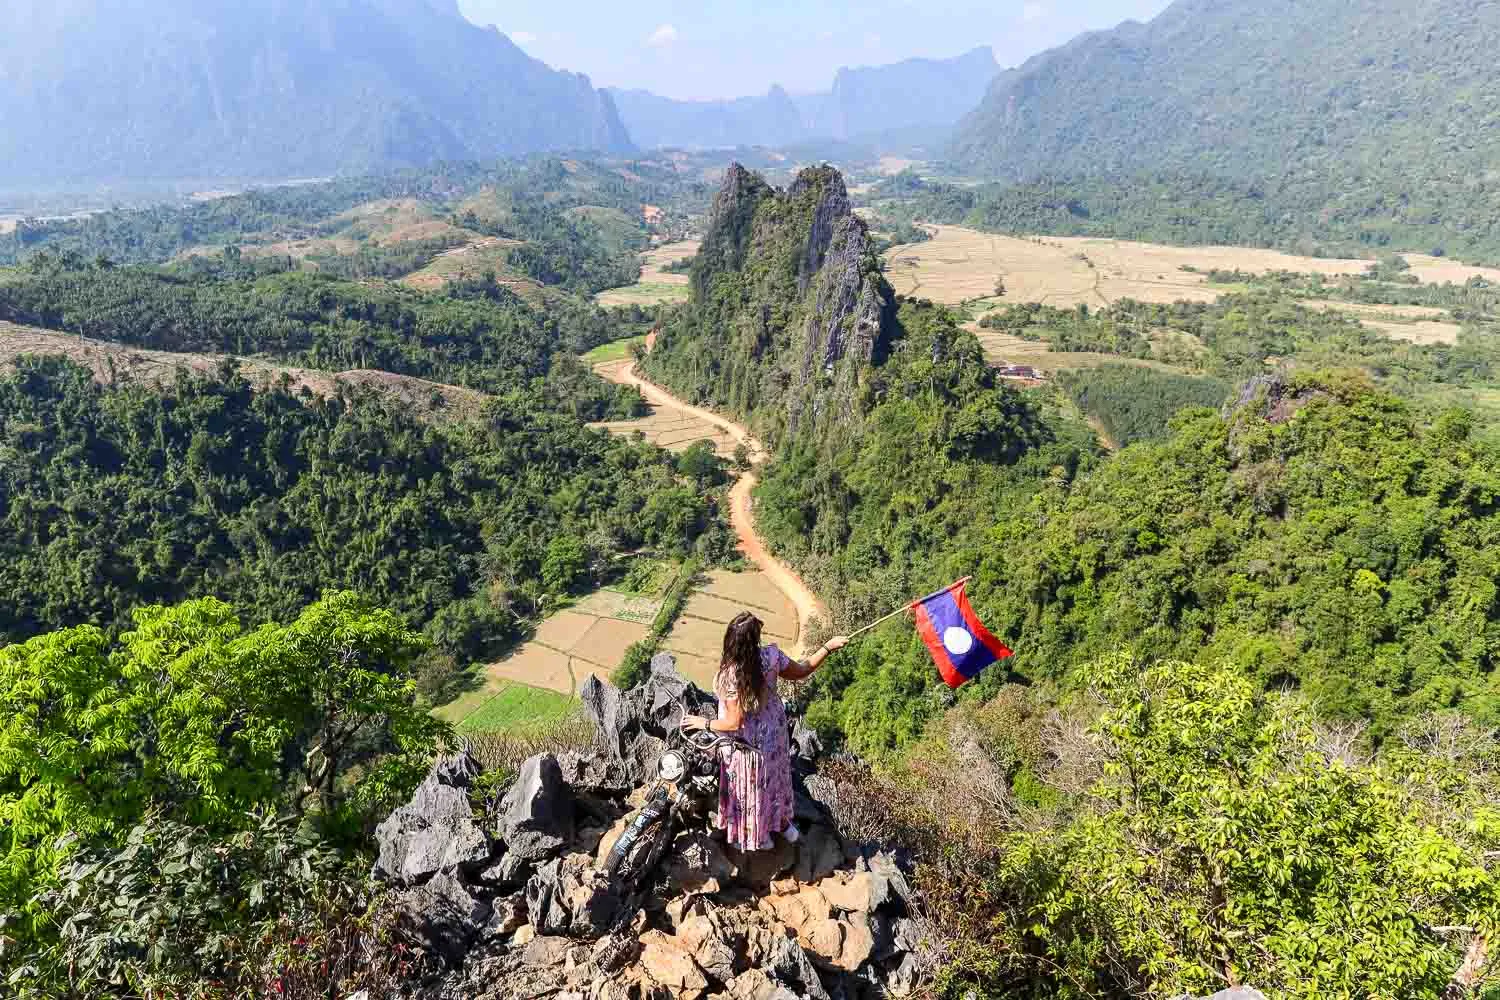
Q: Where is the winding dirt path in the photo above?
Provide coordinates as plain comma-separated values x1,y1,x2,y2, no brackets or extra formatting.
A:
596,360,831,654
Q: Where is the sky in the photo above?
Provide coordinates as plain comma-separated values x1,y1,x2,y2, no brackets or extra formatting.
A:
456,0,1174,101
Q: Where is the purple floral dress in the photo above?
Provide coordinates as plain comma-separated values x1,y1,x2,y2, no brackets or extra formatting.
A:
714,645,794,851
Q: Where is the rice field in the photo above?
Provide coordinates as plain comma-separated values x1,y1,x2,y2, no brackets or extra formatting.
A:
596,239,699,307
449,682,579,736
660,569,799,690
883,225,1380,309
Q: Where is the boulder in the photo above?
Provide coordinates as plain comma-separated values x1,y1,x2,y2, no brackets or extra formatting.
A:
639,929,710,999
477,850,533,891
481,891,528,941
522,934,573,969
723,969,779,1000
396,869,492,965
580,675,637,761
499,754,575,860
374,751,491,886
792,822,845,884
665,830,737,895
816,873,886,915
677,914,738,982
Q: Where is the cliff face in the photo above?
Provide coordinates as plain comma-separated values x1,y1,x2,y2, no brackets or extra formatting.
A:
651,164,893,443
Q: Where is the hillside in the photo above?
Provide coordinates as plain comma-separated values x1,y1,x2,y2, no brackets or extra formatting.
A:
944,0,1500,257
609,47,997,150
0,0,632,186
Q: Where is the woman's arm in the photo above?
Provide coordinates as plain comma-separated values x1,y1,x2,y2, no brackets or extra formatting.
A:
780,635,849,681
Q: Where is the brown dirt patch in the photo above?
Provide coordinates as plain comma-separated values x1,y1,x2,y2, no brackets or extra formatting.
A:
573,589,661,623
1360,319,1463,345
531,611,600,652
671,654,721,690
679,591,797,638
485,644,575,696
885,225,1384,310
570,618,651,669
1402,254,1500,285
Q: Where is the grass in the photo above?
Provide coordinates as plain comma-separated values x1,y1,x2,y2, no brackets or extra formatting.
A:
595,282,691,307
455,681,579,735
581,335,645,364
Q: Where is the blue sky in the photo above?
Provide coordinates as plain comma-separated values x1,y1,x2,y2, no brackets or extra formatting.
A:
456,0,1173,100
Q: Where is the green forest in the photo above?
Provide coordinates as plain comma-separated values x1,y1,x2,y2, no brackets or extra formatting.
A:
9,145,1500,997
642,163,1500,995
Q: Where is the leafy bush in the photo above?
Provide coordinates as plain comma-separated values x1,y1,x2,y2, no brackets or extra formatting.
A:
14,812,420,998
0,593,445,957
891,655,1500,999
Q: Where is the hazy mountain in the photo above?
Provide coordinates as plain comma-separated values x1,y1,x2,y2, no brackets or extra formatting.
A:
0,0,632,186
609,47,998,150
947,0,1500,185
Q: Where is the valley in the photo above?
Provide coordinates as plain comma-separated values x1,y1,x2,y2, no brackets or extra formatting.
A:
11,0,1500,994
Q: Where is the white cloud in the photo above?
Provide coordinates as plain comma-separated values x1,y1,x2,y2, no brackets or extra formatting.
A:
863,32,882,48
1021,3,1048,22
510,30,537,45
646,23,678,47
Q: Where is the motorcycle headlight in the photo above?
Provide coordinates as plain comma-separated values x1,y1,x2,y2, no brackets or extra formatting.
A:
658,750,686,782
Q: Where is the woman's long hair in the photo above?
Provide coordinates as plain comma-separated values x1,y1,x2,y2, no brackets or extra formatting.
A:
721,612,767,714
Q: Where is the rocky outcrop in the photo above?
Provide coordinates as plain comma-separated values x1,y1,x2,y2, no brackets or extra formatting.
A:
374,655,928,1000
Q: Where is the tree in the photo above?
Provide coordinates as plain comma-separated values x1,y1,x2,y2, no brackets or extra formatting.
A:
0,593,446,932
987,655,1500,997
542,534,589,595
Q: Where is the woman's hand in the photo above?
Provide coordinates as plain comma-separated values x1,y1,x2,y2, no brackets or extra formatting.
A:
823,635,850,653
680,714,710,732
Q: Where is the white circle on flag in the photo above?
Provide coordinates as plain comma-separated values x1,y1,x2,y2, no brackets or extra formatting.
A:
942,626,974,656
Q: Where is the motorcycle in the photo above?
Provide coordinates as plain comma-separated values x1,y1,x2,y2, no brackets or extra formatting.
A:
601,721,754,887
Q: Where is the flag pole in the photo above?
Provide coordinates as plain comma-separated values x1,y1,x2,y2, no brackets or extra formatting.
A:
842,577,972,641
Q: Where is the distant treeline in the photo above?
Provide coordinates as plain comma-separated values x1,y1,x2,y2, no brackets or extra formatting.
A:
877,170,1500,265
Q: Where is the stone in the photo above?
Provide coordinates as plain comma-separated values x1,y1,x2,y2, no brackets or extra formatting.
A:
792,822,845,885
481,891,527,940
498,754,575,860
723,969,778,1000
522,934,572,968
886,954,921,998
396,869,492,966
580,675,637,760
476,850,533,892
731,835,796,888
638,930,710,999
526,858,572,936
802,918,845,966
677,915,737,982
816,873,883,914
766,934,830,1000
665,830,737,894
862,851,911,908
789,719,822,764
597,815,632,866
512,924,536,947
759,886,832,933
374,752,491,887
838,913,875,972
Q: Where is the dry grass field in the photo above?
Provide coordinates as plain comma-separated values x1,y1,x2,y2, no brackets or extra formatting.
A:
596,239,698,307
661,569,798,689
589,359,737,456
883,226,1380,309
459,587,662,704
0,321,489,416
399,237,540,297
885,225,1495,362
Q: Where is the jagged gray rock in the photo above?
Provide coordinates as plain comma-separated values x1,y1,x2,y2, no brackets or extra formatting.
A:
374,750,491,886
384,655,927,1000
398,868,492,965
498,754,575,860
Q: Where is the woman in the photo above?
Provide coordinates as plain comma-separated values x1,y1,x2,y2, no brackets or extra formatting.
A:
683,612,848,851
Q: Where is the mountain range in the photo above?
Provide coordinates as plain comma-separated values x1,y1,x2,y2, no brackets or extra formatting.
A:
0,0,631,186
947,0,1500,187
609,47,1000,150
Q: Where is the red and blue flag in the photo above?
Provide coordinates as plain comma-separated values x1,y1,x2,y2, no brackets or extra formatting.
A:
910,579,1012,689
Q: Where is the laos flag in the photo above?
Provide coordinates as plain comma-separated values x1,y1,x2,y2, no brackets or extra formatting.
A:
910,579,1012,689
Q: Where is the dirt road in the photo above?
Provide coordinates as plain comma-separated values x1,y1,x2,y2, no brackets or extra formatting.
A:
596,360,831,654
